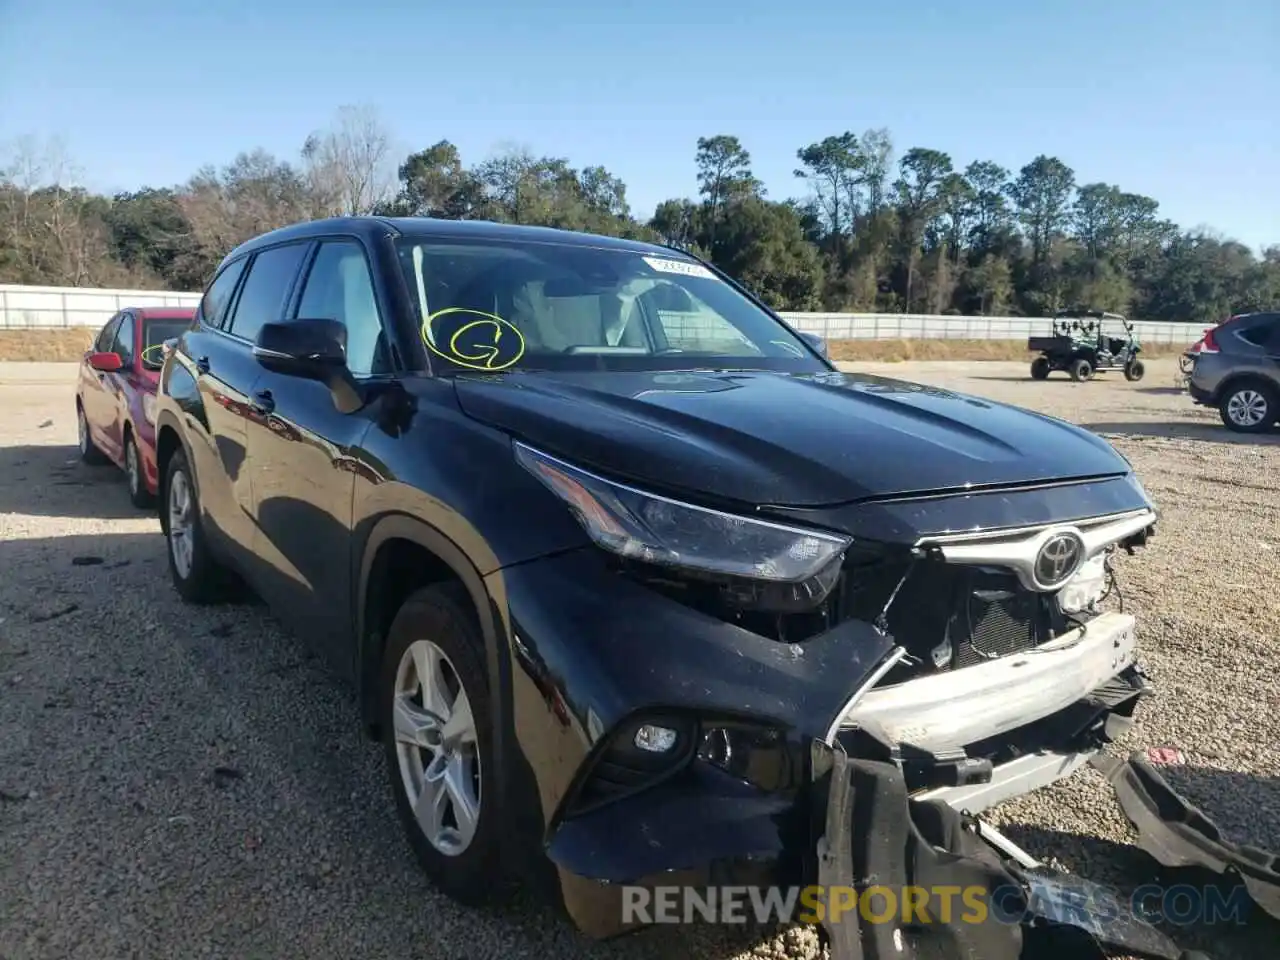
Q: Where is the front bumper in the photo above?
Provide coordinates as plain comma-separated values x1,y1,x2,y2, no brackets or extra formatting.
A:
493,550,1153,935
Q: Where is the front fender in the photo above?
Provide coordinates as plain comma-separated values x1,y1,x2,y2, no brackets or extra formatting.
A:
353,510,527,846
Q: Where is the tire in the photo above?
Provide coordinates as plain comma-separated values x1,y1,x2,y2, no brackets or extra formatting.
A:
1218,380,1277,434
1069,358,1093,382
1124,359,1146,382
161,447,234,603
124,431,154,508
1030,357,1050,380
76,401,107,465
380,583,517,907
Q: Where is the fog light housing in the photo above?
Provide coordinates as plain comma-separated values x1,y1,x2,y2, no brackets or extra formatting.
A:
634,723,679,753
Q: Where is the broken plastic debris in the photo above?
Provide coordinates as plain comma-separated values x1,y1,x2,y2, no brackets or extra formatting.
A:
1144,746,1186,765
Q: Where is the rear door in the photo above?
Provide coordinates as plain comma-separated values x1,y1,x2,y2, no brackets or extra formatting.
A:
171,255,259,562
206,240,314,580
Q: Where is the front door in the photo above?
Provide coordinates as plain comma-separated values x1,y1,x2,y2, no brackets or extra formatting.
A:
80,313,124,459
246,238,389,669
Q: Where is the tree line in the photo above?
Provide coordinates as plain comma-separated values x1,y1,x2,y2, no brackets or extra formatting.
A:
2,104,1275,325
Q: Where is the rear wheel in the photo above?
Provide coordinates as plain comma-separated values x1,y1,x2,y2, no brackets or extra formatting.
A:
1069,358,1093,382
1124,358,1146,382
1030,356,1050,380
1218,381,1277,434
76,402,107,465
124,432,154,508
162,447,235,603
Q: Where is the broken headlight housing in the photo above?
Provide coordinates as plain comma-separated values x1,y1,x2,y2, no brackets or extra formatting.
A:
1055,551,1109,615
515,442,851,610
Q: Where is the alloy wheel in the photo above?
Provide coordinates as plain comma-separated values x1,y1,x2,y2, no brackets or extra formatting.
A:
77,407,88,454
1227,389,1268,427
168,469,195,578
392,638,482,857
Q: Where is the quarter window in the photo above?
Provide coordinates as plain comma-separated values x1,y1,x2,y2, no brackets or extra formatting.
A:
200,258,247,329
225,243,310,343
295,240,389,375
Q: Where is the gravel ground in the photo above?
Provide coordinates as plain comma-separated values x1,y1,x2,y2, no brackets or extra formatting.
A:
1,358,1277,960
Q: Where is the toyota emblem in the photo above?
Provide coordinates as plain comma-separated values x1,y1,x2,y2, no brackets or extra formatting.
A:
1034,531,1085,588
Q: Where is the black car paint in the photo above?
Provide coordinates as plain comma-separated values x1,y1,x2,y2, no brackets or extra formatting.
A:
451,368,1132,508
153,216,1148,931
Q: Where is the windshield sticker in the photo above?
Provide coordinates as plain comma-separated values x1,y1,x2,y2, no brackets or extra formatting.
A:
422,307,526,371
642,256,715,280
141,344,166,366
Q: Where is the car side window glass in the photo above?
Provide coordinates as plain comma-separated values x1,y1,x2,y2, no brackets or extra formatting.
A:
1237,320,1277,348
95,315,123,353
1264,319,1280,353
112,315,135,366
200,258,247,329
295,240,388,376
225,243,309,344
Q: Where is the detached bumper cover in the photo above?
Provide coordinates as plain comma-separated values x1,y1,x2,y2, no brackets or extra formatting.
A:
814,738,1220,960
1094,752,1280,923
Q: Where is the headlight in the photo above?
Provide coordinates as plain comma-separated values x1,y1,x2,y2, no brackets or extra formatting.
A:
142,393,158,425
1056,552,1108,615
514,442,851,583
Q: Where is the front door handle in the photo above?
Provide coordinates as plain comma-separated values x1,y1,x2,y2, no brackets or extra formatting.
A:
195,356,210,374
250,389,275,416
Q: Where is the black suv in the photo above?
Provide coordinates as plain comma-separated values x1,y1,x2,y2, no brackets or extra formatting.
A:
153,216,1158,937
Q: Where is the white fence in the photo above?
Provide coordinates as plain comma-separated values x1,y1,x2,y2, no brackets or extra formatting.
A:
778,313,1207,346
0,283,1208,345
0,285,202,330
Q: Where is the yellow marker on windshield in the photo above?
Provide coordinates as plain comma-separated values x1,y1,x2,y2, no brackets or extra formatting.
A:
422,307,525,371
141,344,167,365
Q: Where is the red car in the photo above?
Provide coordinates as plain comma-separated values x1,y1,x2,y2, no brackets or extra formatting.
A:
75,307,195,507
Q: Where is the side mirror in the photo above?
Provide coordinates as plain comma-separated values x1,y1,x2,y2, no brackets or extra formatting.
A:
253,318,347,375
88,351,123,372
798,331,829,359
253,319,364,414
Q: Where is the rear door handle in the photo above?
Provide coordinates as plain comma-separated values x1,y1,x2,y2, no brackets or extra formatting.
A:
195,356,210,374
250,389,275,416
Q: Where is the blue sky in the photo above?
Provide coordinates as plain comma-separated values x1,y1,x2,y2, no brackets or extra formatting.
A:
2,0,1276,252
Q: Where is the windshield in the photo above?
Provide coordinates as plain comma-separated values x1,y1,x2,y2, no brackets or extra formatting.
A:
394,237,827,374
141,318,192,369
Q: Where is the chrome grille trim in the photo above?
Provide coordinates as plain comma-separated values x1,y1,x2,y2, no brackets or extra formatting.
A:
913,508,1156,593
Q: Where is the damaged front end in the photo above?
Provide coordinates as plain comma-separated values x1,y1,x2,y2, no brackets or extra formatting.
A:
811,735,1225,960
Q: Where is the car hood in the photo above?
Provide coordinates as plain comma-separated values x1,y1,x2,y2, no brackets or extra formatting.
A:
450,369,1131,507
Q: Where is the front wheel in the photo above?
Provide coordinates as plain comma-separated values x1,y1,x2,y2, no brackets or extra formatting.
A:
1124,359,1146,382
1030,357,1050,380
1069,358,1094,382
380,583,517,907
1219,381,1277,434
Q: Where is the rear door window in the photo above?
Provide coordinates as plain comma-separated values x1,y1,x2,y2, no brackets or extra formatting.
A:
200,258,247,329
225,242,311,343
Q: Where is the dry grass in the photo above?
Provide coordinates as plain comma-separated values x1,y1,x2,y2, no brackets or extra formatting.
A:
0,328,1199,364
0,328,97,362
